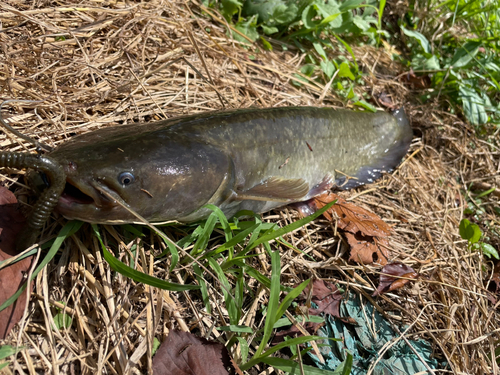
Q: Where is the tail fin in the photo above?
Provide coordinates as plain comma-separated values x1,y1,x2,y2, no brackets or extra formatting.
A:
336,107,413,190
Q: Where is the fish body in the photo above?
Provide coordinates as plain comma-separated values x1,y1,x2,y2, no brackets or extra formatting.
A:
46,107,412,224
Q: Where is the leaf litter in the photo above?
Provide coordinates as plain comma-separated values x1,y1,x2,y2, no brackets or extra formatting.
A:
313,192,392,266
373,262,419,296
0,185,32,339
152,330,242,375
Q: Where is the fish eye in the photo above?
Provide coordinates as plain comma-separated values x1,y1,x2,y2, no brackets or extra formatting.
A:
118,172,135,186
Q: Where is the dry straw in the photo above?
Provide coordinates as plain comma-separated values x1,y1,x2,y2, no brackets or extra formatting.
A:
0,0,499,374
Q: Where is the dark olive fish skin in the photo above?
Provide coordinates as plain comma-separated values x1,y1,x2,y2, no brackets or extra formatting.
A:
48,107,412,224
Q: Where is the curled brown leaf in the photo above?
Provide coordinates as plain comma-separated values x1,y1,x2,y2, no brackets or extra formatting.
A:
152,330,241,375
345,232,390,266
373,262,418,296
314,192,392,237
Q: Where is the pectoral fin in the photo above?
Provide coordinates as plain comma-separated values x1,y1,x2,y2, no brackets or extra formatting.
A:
235,177,309,202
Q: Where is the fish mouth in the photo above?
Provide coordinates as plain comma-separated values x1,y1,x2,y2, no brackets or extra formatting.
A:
58,178,121,210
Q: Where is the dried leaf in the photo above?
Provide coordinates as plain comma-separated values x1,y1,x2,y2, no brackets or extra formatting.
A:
314,192,392,237
399,69,431,90
274,279,344,343
0,186,31,339
345,232,390,266
152,330,241,375
302,279,344,317
373,262,418,296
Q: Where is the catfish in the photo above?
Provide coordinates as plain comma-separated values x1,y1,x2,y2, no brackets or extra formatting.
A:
35,107,412,224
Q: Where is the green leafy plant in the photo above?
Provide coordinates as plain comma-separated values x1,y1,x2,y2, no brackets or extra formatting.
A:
0,345,20,371
53,302,72,330
459,218,499,259
401,1,500,127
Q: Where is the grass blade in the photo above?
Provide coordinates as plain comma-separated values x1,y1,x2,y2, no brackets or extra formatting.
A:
254,249,281,357
0,221,83,312
92,225,200,292
246,200,336,251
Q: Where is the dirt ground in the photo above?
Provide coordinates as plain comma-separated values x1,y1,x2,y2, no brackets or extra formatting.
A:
0,1,499,374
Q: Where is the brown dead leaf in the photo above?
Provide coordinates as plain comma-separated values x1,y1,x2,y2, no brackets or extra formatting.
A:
345,233,390,266
273,279,345,343
0,186,32,339
302,279,344,318
399,69,431,90
314,192,392,237
152,330,241,375
373,262,419,296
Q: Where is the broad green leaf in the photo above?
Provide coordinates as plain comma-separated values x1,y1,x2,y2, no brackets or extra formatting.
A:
401,27,431,54
459,85,488,125
302,5,319,29
459,219,481,244
261,25,278,35
319,12,341,27
347,85,356,100
337,62,355,80
481,243,499,259
220,0,243,20
234,15,259,43
424,55,441,70
313,40,327,60
53,312,72,330
315,2,341,28
243,0,298,25
300,64,316,76
320,60,335,78
352,15,372,31
260,36,273,50
272,3,298,24
450,41,481,69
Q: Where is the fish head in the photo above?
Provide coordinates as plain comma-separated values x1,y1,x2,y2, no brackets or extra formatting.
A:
43,126,231,224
